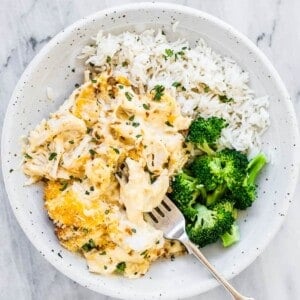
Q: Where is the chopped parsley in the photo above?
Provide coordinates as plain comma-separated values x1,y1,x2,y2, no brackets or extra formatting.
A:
218,94,234,103
68,140,74,144
115,262,126,273
48,152,57,161
105,209,109,215
118,85,124,89
106,56,111,63
204,86,210,93
91,79,97,83
151,85,165,101
89,149,96,157
59,182,68,191
129,115,135,121
82,239,96,252
86,127,92,134
125,91,133,101
165,121,173,127
122,61,128,67
136,134,142,138
112,147,120,154
24,153,32,159
132,122,140,127
172,82,181,88
99,251,107,255
143,103,150,110
165,48,174,57
131,228,137,233
85,190,90,195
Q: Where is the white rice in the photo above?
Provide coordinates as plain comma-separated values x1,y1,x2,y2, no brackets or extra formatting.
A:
79,29,270,156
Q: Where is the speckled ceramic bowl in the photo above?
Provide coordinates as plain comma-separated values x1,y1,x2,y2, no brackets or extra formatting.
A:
2,2,300,300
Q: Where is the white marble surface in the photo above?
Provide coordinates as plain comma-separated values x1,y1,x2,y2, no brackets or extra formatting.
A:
1,0,300,299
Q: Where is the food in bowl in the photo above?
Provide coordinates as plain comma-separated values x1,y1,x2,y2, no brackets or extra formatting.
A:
22,29,269,278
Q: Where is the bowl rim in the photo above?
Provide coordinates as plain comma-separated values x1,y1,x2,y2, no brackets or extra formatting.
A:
2,2,300,299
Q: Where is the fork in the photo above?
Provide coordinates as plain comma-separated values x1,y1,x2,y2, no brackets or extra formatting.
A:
145,196,254,300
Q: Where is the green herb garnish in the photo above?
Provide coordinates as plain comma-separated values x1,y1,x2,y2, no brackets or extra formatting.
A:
218,95,234,103
89,149,96,157
59,182,68,191
143,103,150,110
106,56,111,63
24,153,32,159
172,82,181,88
48,152,57,161
204,86,210,93
129,115,135,121
165,121,173,127
165,48,174,57
125,92,133,101
115,262,126,273
151,85,165,101
132,122,140,127
112,147,120,154
81,239,96,252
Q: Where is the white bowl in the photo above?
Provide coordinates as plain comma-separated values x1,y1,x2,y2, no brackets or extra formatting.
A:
2,3,300,300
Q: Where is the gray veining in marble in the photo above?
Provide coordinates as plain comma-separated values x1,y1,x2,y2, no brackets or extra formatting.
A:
1,0,300,299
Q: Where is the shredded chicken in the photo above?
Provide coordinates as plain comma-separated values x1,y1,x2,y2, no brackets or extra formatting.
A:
22,73,190,277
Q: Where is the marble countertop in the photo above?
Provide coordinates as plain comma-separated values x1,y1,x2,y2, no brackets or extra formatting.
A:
1,0,300,299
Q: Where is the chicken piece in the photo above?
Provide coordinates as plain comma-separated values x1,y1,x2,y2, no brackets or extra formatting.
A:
27,114,86,151
117,158,169,225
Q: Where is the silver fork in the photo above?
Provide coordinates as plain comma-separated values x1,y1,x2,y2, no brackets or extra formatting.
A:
145,196,254,300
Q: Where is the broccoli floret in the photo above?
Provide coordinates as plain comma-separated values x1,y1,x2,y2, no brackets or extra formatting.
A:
186,201,235,247
186,116,228,155
231,153,267,209
189,155,220,191
220,222,240,247
189,149,248,206
169,171,206,220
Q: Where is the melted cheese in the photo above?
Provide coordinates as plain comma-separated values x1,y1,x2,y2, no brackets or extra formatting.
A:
23,73,190,277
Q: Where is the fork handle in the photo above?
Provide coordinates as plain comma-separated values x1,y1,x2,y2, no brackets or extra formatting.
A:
184,240,254,300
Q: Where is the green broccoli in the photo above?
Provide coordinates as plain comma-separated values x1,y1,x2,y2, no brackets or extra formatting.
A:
186,116,228,155
169,171,206,220
189,149,248,206
231,153,267,209
186,201,235,248
220,222,240,247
